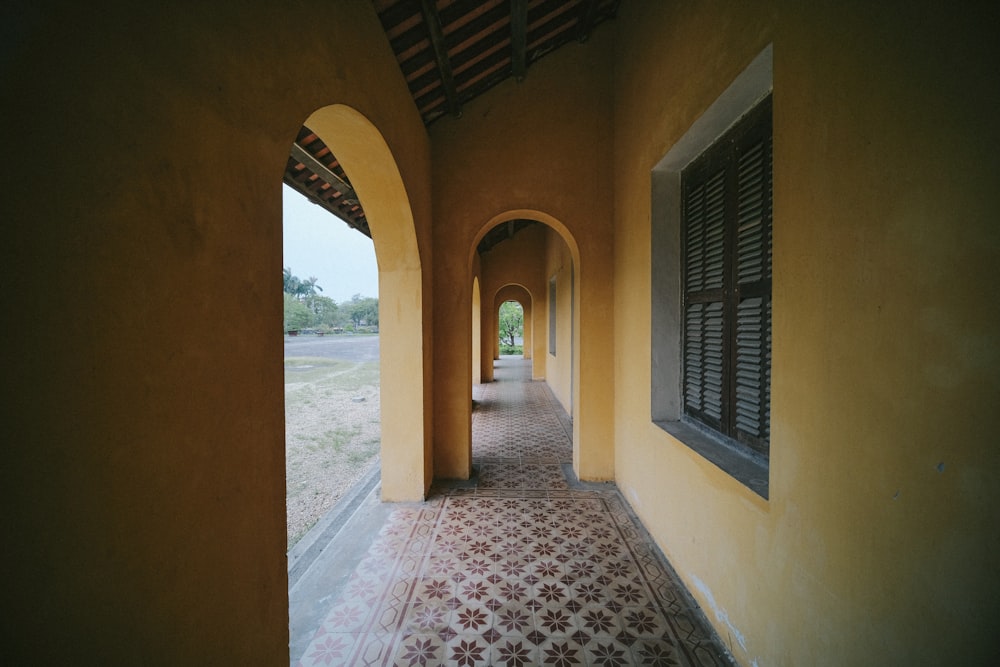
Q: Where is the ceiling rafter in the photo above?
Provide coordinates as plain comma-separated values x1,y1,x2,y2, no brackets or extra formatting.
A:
285,141,370,237
576,0,601,42
377,0,621,126
421,0,462,118
282,1,622,243
511,0,528,82
289,143,360,208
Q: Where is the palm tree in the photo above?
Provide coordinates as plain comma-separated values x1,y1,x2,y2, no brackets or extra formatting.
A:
283,267,301,297
283,268,324,302
300,276,323,298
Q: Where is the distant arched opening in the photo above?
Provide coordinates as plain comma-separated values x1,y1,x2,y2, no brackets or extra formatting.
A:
493,285,531,363
469,211,578,461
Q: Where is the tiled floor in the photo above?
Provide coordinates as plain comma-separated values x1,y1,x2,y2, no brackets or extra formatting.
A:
293,358,733,666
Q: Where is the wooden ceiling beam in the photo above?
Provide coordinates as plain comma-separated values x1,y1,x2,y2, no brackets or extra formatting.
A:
283,173,369,236
576,0,601,42
421,0,462,117
285,144,372,237
289,142,359,206
511,0,528,82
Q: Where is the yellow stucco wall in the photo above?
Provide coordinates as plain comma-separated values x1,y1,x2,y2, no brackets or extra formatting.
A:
431,29,616,482
1,1,432,662
3,1,997,665
544,226,575,415
612,2,1000,665
471,275,482,385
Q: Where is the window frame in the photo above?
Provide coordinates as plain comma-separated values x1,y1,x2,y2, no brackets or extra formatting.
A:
650,45,772,499
681,95,772,457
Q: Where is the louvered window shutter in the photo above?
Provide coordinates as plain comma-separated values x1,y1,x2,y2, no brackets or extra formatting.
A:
682,95,772,457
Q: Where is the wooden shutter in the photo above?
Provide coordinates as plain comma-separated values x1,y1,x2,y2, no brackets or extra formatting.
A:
683,170,727,431
733,112,772,455
682,95,772,456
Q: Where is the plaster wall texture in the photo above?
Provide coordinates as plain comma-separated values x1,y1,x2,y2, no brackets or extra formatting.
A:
430,27,616,482
544,226,576,416
0,1,432,663
611,1,1000,665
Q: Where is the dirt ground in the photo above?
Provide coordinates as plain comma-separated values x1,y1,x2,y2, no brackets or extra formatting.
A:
284,346,380,548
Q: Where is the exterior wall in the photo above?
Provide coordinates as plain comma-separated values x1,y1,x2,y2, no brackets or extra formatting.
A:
431,28,616,481
612,2,1000,665
0,1,432,663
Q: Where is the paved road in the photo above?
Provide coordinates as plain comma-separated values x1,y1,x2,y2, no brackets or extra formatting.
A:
283,334,380,362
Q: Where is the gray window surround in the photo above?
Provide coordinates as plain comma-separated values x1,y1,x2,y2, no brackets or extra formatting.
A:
650,44,772,499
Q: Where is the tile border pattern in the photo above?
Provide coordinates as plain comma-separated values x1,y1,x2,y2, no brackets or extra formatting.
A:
298,483,732,666
296,360,732,666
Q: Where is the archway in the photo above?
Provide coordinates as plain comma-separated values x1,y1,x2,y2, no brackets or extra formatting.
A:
470,210,580,466
298,105,427,502
493,284,532,364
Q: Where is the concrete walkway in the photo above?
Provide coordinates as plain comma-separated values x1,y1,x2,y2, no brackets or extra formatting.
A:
289,358,733,666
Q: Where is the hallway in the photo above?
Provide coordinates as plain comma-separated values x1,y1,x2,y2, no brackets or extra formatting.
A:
292,359,732,666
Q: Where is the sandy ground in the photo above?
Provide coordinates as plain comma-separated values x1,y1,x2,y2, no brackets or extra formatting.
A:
284,340,380,548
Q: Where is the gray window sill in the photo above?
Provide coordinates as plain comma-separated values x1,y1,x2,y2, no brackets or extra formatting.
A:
653,419,769,500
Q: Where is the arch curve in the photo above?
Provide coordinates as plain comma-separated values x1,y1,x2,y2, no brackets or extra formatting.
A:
302,104,428,501
468,209,581,277
493,283,533,363
470,210,578,458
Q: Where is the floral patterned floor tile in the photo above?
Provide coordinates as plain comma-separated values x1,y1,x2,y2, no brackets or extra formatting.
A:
295,359,731,666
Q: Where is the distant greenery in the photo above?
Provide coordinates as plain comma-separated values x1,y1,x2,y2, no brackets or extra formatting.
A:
283,267,378,333
499,344,523,355
499,300,523,347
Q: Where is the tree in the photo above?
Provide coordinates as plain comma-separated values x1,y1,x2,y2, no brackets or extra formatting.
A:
305,294,341,327
498,300,523,346
346,294,379,329
300,276,322,299
283,267,301,297
284,292,312,331
283,268,323,302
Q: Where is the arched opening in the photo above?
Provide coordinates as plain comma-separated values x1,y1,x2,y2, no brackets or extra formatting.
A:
284,104,429,661
493,285,532,363
289,104,427,503
496,298,525,357
282,187,381,550
470,211,579,465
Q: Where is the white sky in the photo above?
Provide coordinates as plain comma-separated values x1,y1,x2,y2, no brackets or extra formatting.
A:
282,184,379,303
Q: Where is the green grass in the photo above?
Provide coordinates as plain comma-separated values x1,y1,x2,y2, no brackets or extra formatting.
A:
347,438,380,465
304,426,362,454
284,357,379,396
285,355,381,548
